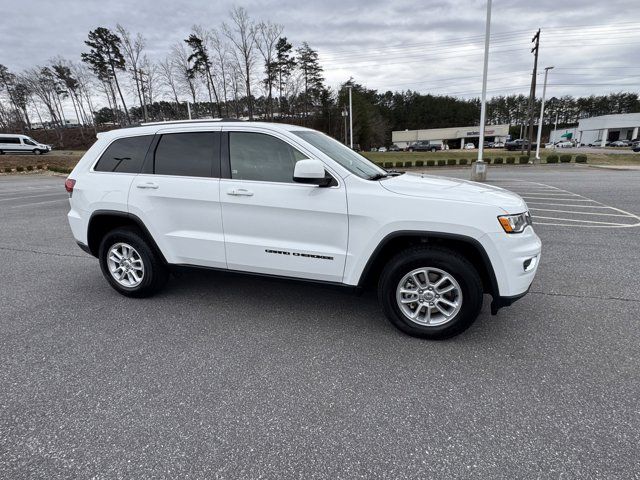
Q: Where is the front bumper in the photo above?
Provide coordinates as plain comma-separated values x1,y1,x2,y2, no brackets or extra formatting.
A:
479,226,541,307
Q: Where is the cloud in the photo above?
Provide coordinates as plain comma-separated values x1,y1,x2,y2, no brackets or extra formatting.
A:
1,0,638,104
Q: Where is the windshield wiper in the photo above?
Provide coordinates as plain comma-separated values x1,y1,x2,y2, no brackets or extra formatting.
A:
368,173,389,180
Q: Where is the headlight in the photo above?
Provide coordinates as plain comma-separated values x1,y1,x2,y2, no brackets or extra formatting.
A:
498,212,532,234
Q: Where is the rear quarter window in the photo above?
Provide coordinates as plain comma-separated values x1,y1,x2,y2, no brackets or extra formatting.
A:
94,135,154,173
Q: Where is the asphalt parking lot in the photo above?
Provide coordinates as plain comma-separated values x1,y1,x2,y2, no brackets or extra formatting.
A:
1,165,639,479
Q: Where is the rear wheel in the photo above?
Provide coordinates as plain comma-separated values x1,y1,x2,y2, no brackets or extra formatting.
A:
408,148,414,152
378,246,483,339
430,147,437,152
98,227,168,298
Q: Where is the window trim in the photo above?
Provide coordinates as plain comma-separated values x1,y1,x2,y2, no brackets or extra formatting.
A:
221,129,340,188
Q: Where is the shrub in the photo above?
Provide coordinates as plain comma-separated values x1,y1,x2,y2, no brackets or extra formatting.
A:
415,160,424,167
494,157,503,164
483,158,491,164
384,162,393,168
36,164,43,169
506,157,515,164
4,167,12,173
437,159,445,166
426,160,435,166
395,161,403,168
459,158,468,165
575,155,587,163
16,166,24,172
560,154,572,163
447,159,456,165
546,155,559,164
26,165,34,171
519,156,530,164
404,161,412,167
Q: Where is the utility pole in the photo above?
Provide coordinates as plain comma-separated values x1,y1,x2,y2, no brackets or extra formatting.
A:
137,69,149,123
471,0,491,181
348,85,354,149
522,29,540,157
535,66,554,160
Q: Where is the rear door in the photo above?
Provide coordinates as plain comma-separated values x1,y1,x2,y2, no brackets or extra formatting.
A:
219,127,348,283
128,128,226,268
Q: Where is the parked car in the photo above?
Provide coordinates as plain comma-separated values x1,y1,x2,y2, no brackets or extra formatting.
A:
554,141,574,148
464,143,475,150
388,144,401,152
0,134,52,155
610,140,629,147
588,140,610,147
408,141,442,152
65,121,540,340
377,146,387,152
633,145,640,152
492,141,505,148
505,139,537,151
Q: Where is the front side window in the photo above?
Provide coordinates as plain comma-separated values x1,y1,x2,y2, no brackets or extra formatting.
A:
229,132,307,183
94,135,153,173
292,130,384,179
23,138,37,146
154,132,216,177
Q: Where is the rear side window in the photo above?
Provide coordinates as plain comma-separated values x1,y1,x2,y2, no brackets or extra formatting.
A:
0,137,21,144
154,132,216,177
94,135,153,173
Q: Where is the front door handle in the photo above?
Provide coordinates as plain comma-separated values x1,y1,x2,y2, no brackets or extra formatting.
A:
136,182,159,189
227,188,254,197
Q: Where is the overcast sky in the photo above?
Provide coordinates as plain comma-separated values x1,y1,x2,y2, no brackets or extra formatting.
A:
1,0,639,102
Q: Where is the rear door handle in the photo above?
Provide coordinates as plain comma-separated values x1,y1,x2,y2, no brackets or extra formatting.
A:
227,188,254,197
136,182,159,189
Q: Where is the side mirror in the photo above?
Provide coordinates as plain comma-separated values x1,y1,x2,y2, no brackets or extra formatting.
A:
293,159,332,187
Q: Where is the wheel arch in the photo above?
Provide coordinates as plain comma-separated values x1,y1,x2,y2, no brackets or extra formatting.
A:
87,210,167,264
357,231,499,299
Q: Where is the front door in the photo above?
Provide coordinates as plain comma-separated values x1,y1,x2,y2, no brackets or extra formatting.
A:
220,129,348,283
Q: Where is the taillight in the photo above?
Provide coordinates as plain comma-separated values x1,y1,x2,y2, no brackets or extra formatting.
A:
65,178,76,196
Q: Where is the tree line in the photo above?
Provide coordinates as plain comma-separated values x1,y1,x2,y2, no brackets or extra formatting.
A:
1,5,638,149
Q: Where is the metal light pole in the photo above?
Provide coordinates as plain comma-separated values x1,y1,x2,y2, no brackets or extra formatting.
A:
342,107,348,145
471,0,491,182
348,86,354,149
185,101,192,120
535,66,554,160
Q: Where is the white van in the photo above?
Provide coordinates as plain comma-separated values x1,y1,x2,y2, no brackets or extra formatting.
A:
0,134,52,155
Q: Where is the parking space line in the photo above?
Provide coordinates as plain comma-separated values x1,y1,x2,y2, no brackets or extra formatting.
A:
0,192,67,202
529,208,630,217
4,199,68,208
491,180,640,228
533,215,632,226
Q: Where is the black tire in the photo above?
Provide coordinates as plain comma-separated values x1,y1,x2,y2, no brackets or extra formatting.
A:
408,148,414,152
33,149,41,155
0,150,4,155
430,147,437,152
98,226,168,298
378,246,483,339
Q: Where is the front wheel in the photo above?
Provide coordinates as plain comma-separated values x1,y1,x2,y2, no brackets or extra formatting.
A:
98,227,168,298
430,147,437,152
33,149,42,155
378,246,483,339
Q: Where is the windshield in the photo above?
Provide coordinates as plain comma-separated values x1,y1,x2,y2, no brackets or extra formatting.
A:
292,130,386,179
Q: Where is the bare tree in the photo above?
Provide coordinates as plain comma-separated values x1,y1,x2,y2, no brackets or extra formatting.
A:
171,42,198,107
210,29,231,117
256,21,283,120
223,6,258,119
158,57,182,111
116,24,147,122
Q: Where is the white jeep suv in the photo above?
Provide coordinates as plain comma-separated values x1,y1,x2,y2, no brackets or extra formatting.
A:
66,121,541,339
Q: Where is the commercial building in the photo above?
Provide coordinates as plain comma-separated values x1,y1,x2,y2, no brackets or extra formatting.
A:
549,113,640,146
391,124,510,149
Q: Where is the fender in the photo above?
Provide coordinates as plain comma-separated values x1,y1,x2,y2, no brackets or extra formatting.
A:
356,230,502,312
87,209,167,264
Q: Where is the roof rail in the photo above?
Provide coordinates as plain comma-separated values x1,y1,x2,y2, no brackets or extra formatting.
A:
140,118,246,126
